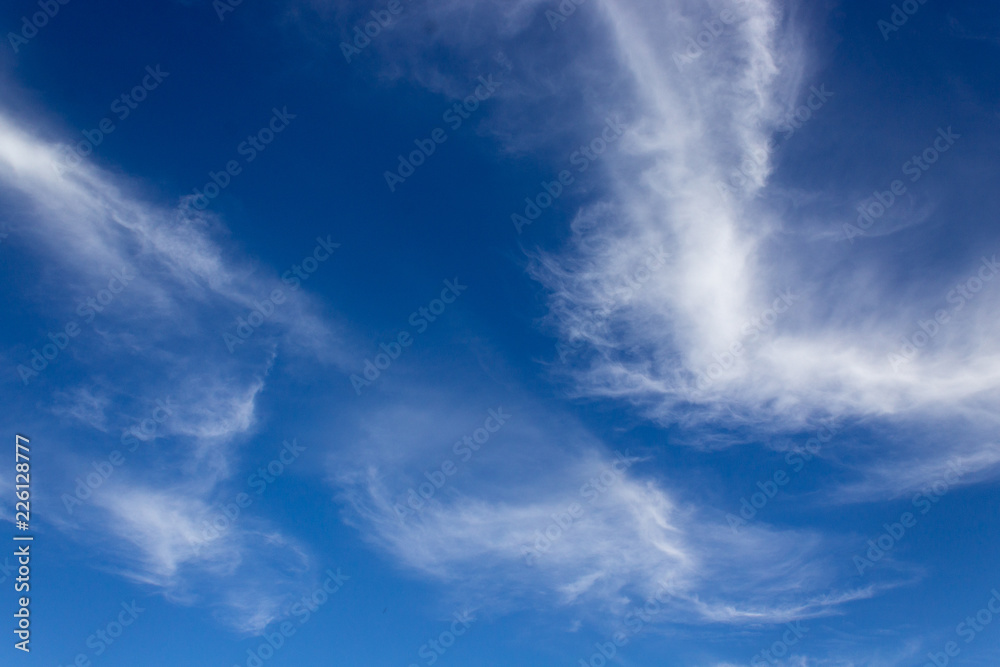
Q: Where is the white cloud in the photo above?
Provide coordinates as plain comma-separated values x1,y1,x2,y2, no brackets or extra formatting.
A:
83,486,316,634
500,0,1000,499
334,394,872,626
0,106,343,633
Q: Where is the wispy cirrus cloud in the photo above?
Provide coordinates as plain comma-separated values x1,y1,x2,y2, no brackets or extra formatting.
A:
333,390,875,628
484,0,1000,494
0,104,344,632
312,0,1000,645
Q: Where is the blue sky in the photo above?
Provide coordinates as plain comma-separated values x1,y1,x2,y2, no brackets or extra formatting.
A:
2,0,1000,665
